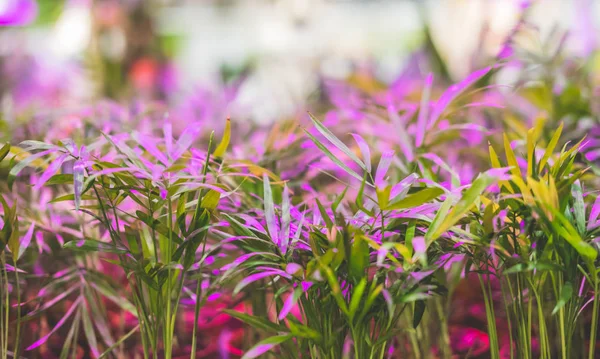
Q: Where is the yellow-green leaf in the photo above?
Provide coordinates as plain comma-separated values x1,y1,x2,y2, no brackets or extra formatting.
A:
213,118,231,158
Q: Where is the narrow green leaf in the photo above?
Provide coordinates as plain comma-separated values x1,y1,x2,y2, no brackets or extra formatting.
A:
425,194,455,243
552,282,573,315
316,198,333,230
263,174,278,240
223,310,287,333
304,128,364,182
550,208,597,261
64,239,129,254
413,301,426,328
98,325,139,359
571,181,585,234
287,320,322,341
539,122,563,172
319,261,349,315
200,189,221,210
81,300,100,358
308,112,366,170
45,174,74,185
503,133,520,177
8,150,52,190
8,217,19,262
0,143,9,162
332,186,348,212
213,118,231,158
385,187,444,210
349,278,367,320
428,172,497,241
349,234,369,280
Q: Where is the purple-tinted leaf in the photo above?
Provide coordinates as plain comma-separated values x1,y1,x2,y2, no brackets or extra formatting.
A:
412,236,426,254
278,289,301,320
286,263,302,275
301,281,313,292
390,173,418,200
172,124,202,160
263,174,279,245
279,185,291,254
26,297,82,351
415,73,433,147
60,139,78,157
163,117,173,157
73,159,85,210
134,133,169,166
81,299,100,358
429,66,491,126
409,270,435,283
4,263,26,273
33,153,68,190
25,285,79,319
375,151,395,188
421,153,460,188
309,113,366,171
233,270,290,294
207,292,221,301
589,197,600,230
241,334,293,359
220,252,267,272
17,222,34,260
351,134,371,172
291,210,305,247
388,106,414,162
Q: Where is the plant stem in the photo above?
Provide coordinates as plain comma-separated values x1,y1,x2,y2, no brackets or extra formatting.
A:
1,254,7,359
165,197,174,359
190,239,208,359
589,279,599,359
13,266,21,359
191,135,213,359
500,279,514,359
478,273,500,359
434,298,452,359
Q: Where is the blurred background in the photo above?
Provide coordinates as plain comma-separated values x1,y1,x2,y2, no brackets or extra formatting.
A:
2,1,600,358
0,0,598,125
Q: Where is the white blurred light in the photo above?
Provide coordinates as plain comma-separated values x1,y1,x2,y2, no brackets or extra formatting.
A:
0,0,10,13
51,5,91,58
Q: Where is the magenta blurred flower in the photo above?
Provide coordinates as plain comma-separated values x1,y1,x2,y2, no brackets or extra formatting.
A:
0,0,37,26
450,326,489,356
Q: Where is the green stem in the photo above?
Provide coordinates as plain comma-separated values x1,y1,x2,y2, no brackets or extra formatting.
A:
478,273,500,359
70,307,82,359
148,188,159,264
13,266,21,359
94,185,156,356
559,306,567,359
554,271,567,359
500,279,515,359
1,254,8,359
434,298,452,359
191,134,214,359
165,197,174,359
350,325,360,359
190,240,208,359
406,307,421,359
589,279,599,359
